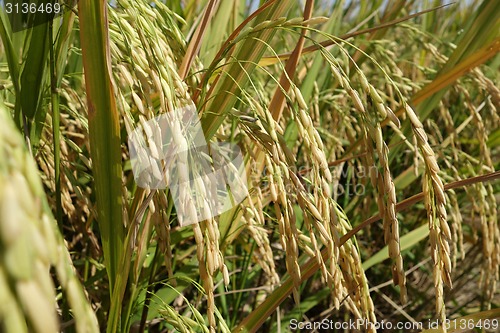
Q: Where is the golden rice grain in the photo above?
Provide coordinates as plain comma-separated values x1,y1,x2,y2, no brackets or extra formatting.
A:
295,86,308,110
348,88,365,113
222,264,230,287
385,106,401,127
302,16,329,26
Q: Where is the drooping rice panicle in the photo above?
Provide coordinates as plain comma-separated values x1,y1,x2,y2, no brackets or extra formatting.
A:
405,103,451,328
0,106,99,333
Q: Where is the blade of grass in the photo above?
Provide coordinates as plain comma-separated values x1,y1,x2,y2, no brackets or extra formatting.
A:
0,10,20,116
48,14,62,234
179,0,220,79
0,9,24,134
199,0,293,140
19,22,50,135
198,0,238,66
193,0,279,103
55,11,77,85
78,1,125,332
20,23,49,114
268,0,313,121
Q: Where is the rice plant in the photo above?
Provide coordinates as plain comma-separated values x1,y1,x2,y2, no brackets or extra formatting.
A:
0,0,499,332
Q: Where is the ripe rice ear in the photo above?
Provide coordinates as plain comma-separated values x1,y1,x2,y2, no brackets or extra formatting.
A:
405,103,451,327
0,107,99,333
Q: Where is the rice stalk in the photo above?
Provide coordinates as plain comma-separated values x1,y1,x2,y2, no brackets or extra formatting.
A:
360,79,408,303
108,1,226,329
405,103,451,328
334,205,377,331
0,105,99,333
242,190,279,285
78,0,126,302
